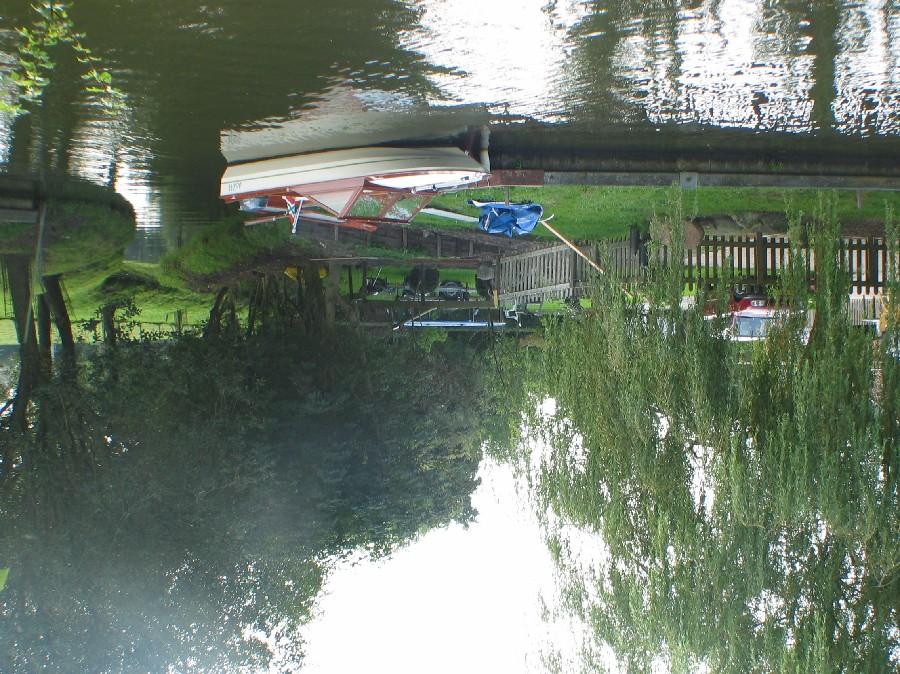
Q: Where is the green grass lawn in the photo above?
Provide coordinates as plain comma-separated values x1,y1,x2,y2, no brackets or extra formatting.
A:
425,186,900,240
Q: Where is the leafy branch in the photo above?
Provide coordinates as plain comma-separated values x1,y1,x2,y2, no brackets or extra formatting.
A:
1,1,125,116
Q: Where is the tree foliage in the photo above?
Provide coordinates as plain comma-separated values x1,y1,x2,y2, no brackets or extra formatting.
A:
511,195,899,673
1,1,124,117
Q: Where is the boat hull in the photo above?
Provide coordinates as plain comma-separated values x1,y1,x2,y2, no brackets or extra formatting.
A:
220,146,487,201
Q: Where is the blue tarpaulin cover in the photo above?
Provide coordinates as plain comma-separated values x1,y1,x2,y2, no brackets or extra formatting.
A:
469,200,543,237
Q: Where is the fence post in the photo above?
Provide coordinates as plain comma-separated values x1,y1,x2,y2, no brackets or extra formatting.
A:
754,233,767,289
866,236,879,294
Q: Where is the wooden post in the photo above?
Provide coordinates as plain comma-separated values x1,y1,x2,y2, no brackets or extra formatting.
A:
865,237,878,294
42,274,75,350
361,262,368,302
5,256,35,348
204,287,230,339
36,293,51,366
570,249,578,295
3,254,42,429
325,262,340,325
101,305,117,345
754,233,767,290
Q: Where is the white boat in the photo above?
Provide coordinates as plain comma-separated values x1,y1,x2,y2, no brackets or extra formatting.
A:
220,146,488,222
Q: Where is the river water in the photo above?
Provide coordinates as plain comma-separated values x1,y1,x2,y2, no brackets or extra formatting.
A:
1,0,898,237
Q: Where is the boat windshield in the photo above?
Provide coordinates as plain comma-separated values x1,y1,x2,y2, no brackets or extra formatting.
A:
734,316,774,338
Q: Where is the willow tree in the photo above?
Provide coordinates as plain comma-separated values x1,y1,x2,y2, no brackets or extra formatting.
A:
513,194,899,673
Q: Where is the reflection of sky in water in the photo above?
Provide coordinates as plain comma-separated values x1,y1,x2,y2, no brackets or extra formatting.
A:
834,1,899,135
301,456,590,673
403,0,589,119
67,120,161,230
406,0,899,134
623,0,817,131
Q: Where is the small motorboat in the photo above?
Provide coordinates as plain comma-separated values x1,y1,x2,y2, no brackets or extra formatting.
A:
220,146,488,232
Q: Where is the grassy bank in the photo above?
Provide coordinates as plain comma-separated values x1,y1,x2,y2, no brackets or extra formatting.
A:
0,194,135,275
424,186,900,240
161,215,310,280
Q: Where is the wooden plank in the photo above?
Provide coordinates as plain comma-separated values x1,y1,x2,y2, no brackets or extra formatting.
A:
502,244,567,263
857,239,866,292
753,235,763,287
499,282,574,303
0,208,38,223
306,256,481,268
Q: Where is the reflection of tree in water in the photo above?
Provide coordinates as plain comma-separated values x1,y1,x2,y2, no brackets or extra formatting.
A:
562,0,652,123
755,0,840,133
509,196,899,672
0,269,490,672
4,0,448,219
563,0,895,135
563,0,727,124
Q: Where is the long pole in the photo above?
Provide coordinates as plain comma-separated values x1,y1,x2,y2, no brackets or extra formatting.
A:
540,217,635,298
540,217,604,274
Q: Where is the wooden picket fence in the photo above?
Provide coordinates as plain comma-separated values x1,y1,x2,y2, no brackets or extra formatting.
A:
496,244,594,304
607,235,894,294
497,235,895,305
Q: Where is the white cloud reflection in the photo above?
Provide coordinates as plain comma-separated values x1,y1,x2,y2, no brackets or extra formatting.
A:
403,0,590,120
299,456,584,674
404,0,899,134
